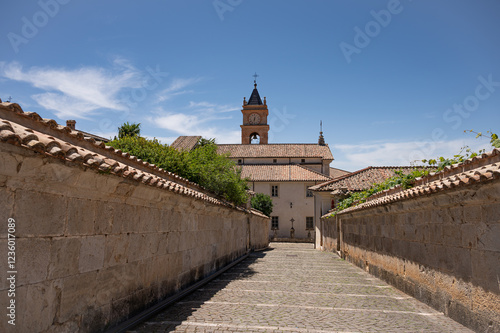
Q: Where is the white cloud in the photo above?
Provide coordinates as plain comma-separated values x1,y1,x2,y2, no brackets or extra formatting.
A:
332,137,493,172
188,100,238,113
152,112,240,144
0,60,142,119
157,77,202,101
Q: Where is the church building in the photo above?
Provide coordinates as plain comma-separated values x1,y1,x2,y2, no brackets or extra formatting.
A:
172,80,336,241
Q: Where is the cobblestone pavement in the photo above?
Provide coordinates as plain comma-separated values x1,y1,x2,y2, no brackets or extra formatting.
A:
128,243,473,333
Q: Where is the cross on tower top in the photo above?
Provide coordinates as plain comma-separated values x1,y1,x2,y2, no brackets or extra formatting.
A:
253,72,259,84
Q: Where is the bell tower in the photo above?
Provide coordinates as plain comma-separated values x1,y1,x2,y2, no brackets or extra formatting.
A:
240,74,269,144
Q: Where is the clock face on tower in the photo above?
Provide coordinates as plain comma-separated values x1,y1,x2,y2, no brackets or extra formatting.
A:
249,113,261,124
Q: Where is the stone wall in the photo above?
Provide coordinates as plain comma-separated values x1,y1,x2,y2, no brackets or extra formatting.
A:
0,142,269,333
321,178,500,333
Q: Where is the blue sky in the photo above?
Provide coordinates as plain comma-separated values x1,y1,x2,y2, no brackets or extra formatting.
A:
1,0,499,171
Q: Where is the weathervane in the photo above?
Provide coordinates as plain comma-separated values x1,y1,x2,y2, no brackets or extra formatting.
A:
253,72,259,84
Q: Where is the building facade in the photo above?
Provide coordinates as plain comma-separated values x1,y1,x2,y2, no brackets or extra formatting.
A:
171,81,336,241
218,82,334,241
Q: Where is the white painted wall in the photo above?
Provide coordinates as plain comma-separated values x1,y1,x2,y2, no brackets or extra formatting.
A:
251,181,317,239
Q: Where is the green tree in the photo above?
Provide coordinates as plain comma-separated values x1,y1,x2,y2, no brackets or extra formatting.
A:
251,193,273,217
106,136,249,206
118,122,141,139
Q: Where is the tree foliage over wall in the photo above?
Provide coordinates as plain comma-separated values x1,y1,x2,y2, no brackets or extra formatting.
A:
251,193,273,217
107,135,249,206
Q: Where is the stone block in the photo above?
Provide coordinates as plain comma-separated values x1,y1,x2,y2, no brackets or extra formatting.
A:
449,206,464,224
126,233,144,263
14,189,66,237
66,197,96,235
421,243,438,269
450,247,472,281
407,241,425,263
156,232,169,256
442,224,462,247
482,203,500,224
463,205,482,224
111,203,136,234
79,236,105,273
471,250,500,294
22,280,61,332
17,238,50,286
435,244,454,274
135,206,160,233
460,224,477,249
94,201,115,235
476,223,500,252
155,254,171,283
428,223,443,245
0,187,14,237
138,258,159,289
166,231,180,253
127,233,158,262
96,265,128,307
158,208,172,232
168,211,182,232
58,271,97,323
48,237,81,279
104,234,129,267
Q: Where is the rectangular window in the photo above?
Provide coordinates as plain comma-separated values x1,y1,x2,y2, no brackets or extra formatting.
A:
271,216,279,230
306,216,314,230
273,159,277,163
271,185,279,197
301,159,305,163
306,187,313,197
237,159,242,164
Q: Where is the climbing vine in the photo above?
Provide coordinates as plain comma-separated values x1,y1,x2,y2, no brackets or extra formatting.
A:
331,129,498,217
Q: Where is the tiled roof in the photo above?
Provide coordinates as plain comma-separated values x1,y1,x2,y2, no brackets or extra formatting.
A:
310,166,422,192
334,149,500,216
0,102,254,211
218,144,334,160
170,136,201,151
330,167,351,179
240,164,331,182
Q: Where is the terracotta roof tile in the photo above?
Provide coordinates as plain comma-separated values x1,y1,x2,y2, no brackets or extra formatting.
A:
218,144,334,160
329,167,351,179
241,164,332,182
0,102,261,213
170,136,201,151
310,166,422,192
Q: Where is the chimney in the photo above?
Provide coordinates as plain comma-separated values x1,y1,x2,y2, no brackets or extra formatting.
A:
66,120,76,130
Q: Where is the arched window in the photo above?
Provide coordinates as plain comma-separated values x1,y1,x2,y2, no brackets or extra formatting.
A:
250,133,260,144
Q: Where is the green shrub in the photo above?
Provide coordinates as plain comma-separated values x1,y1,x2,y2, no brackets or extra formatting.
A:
106,136,249,206
251,193,273,217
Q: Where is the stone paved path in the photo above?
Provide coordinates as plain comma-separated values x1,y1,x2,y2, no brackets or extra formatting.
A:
128,243,473,333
